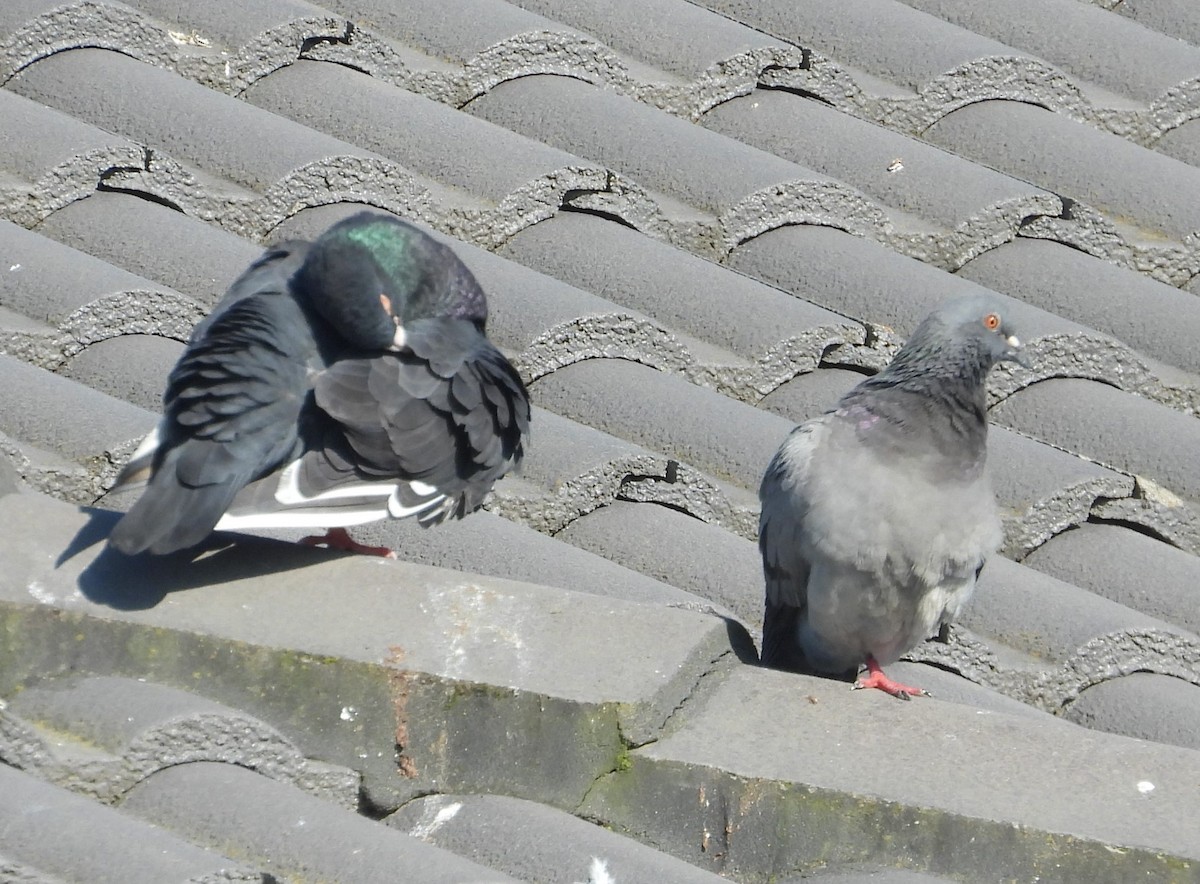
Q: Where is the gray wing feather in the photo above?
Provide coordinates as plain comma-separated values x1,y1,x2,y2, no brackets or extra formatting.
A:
108,247,316,555
758,419,828,670
313,318,529,525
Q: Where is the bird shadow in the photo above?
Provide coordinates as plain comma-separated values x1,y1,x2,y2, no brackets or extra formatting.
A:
60,506,331,611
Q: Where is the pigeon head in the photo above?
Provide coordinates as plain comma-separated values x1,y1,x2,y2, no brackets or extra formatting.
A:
294,212,489,351
882,296,1026,389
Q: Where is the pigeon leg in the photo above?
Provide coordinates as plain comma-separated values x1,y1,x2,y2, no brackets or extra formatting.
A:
300,527,396,559
852,655,927,700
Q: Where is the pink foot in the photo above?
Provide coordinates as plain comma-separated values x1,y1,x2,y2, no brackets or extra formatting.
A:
300,527,396,559
852,655,927,700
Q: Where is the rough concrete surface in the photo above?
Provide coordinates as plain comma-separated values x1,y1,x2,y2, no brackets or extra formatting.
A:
3,0,1200,881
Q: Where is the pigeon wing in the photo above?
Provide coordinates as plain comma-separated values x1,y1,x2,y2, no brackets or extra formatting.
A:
309,317,530,526
108,253,316,555
758,418,828,671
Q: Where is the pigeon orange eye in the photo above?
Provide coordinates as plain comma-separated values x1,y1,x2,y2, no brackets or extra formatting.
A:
983,313,1001,330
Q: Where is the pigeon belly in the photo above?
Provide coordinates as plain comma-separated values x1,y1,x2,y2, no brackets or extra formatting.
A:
800,559,976,672
796,420,1002,673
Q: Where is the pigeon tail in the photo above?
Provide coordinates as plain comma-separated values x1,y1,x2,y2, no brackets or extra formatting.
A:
108,472,245,555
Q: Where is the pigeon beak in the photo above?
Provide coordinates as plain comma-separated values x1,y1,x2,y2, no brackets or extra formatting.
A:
1001,334,1031,369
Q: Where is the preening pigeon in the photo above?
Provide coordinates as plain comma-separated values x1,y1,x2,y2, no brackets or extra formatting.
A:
758,296,1024,698
108,211,530,557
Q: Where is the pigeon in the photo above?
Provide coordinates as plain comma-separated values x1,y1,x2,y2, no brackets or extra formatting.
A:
757,295,1024,698
108,211,530,557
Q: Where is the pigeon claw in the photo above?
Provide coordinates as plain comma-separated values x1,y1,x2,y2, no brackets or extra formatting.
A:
300,527,397,559
852,656,927,700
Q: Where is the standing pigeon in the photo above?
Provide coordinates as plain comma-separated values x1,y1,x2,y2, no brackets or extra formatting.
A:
758,296,1024,698
108,211,530,557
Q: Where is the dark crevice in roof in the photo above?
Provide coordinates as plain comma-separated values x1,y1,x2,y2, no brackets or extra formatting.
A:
92,181,185,216
1086,513,1186,549
754,81,837,109
558,201,642,233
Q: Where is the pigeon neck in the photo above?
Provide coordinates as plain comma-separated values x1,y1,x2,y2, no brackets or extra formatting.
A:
842,366,990,469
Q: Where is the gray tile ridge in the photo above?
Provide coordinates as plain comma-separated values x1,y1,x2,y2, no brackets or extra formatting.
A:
992,377,1200,510
700,88,1068,271
1024,521,1200,636
907,618,1200,718
1104,0,1200,49
119,761,522,882
388,791,730,883
3,675,359,807
0,763,266,883
684,0,1200,151
1063,670,1200,751
0,221,203,376
0,357,156,501
486,407,760,541
896,0,1200,106
0,491,746,808
580,664,1200,880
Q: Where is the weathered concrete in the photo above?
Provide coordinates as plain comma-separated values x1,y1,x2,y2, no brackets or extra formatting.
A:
581,666,1200,883
2,675,359,807
121,762,517,883
388,793,729,883
0,492,740,810
0,764,263,884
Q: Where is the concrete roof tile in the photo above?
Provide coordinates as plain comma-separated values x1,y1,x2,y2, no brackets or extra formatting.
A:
687,0,1029,91
1113,0,1200,46
1024,523,1200,635
962,554,1187,665
557,500,761,624
1064,672,1200,751
8,48,381,193
467,73,834,220
959,237,1200,376
505,0,791,81
120,0,336,48
0,220,184,325
992,377,1200,502
245,59,603,207
0,764,262,884
532,358,793,490
898,0,1200,104
318,0,572,63
36,193,263,306
702,89,1060,239
60,333,182,412
926,100,1200,242
121,761,519,883
0,355,154,469
0,90,140,188
4,675,359,806
388,792,729,883
500,211,857,366
727,224,1080,342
